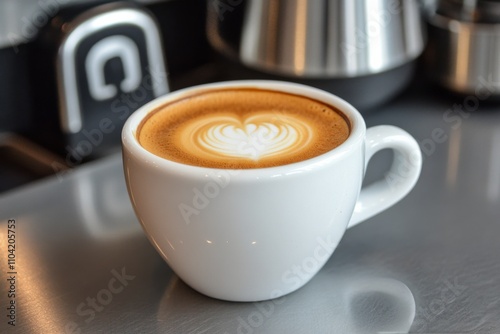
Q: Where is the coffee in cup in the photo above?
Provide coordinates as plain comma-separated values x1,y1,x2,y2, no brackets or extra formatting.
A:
137,89,350,169
122,80,422,302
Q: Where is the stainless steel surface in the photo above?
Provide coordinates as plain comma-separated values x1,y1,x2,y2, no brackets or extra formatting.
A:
208,0,425,78
0,0,168,49
425,0,500,95
435,0,500,23
2,80,500,333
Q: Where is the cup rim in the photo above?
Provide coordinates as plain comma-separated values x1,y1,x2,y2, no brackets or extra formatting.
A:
122,80,366,178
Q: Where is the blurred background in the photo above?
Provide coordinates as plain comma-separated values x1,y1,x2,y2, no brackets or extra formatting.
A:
0,0,499,193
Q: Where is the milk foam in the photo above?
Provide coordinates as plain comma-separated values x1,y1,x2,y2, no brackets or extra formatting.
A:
179,113,312,160
138,88,350,169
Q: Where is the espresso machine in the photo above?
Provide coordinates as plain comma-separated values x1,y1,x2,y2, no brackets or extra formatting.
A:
0,0,210,192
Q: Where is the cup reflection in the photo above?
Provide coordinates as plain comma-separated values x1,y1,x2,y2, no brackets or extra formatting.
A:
156,269,415,333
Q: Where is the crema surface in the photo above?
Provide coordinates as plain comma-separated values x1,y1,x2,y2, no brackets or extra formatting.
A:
138,89,350,168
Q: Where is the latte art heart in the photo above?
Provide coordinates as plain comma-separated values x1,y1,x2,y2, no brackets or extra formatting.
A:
180,114,313,160
137,88,350,168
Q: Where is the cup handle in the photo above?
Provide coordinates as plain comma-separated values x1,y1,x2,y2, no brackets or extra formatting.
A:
348,125,422,228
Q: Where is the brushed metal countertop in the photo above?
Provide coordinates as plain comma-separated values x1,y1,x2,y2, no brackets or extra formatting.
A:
1,79,500,333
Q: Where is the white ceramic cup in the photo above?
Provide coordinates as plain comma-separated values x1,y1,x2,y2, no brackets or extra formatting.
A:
122,81,422,302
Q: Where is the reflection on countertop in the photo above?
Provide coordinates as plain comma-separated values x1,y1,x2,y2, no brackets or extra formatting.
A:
158,270,415,334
